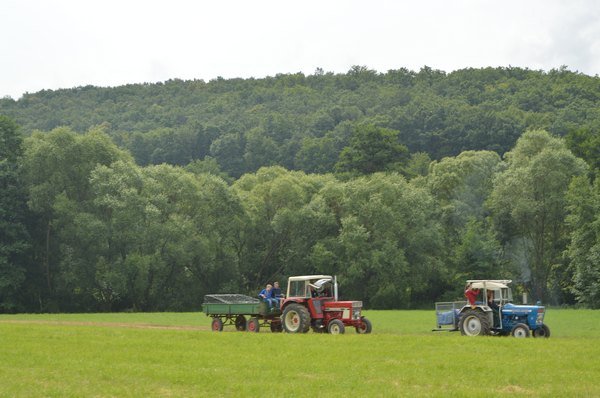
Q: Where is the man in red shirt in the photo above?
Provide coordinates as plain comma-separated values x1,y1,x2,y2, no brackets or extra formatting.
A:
465,283,480,308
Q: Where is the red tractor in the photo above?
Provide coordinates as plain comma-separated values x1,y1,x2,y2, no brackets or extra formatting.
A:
280,275,372,334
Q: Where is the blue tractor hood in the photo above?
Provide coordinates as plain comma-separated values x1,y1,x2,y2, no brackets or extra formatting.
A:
502,303,546,329
502,303,543,312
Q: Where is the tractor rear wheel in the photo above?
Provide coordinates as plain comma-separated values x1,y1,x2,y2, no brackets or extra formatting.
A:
459,309,491,336
282,304,310,333
235,315,247,331
355,317,372,334
532,324,550,338
328,319,345,334
211,317,223,332
247,317,260,333
511,323,530,338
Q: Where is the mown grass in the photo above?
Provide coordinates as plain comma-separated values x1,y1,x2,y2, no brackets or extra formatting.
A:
1,309,598,397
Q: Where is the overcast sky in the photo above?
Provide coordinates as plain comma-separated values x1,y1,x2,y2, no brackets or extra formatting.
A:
1,0,599,99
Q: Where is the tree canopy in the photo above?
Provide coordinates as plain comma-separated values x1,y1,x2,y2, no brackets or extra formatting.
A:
0,66,598,312
1,66,598,177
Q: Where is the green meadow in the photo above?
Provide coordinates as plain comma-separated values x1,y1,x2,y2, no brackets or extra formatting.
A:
1,310,598,397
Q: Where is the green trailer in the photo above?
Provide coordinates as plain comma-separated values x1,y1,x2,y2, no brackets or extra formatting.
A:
202,294,282,332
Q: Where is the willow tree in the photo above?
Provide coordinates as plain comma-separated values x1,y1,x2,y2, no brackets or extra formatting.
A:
488,130,587,303
566,176,600,308
0,116,28,311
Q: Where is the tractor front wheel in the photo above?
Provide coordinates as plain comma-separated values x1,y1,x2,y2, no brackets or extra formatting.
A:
532,324,550,338
328,319,345,334
459,309,491,336
282,304,310,333
211,317,223,332
247,317,260,333
355,317,372,334
511,323,530,338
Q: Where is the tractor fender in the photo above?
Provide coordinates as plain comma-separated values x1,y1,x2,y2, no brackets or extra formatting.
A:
459,305,492,314
280,299,308,312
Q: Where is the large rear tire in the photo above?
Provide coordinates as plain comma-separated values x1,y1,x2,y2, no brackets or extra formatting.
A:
355,317,372,334
532,324,550,338
282,304,310,333
459,309,491,336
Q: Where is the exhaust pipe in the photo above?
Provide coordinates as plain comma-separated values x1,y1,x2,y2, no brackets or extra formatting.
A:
334,275,338,301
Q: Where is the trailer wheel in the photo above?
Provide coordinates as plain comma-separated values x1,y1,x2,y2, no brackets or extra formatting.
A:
328,319,345,334
459,309,490,336
247,317,260,333
533,324,550,338
211,317,223,332
511,323,530,338
235,315,247,331
282,304,310,333
355,317,372,334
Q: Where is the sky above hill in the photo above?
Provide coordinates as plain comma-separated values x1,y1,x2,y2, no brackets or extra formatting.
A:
1,0,599,99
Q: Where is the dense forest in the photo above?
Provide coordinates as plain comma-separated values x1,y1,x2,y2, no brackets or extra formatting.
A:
1,66,599,312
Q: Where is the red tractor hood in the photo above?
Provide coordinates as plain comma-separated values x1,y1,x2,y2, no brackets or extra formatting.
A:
323,300,363,309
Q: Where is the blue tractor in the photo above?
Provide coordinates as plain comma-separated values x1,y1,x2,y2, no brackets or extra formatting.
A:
434,280,550,338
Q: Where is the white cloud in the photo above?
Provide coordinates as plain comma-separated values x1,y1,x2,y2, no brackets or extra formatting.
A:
1,0,599,99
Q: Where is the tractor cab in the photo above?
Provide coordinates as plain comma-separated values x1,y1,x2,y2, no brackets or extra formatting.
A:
286,275,337,301
284,275,337,321
465,280,510,330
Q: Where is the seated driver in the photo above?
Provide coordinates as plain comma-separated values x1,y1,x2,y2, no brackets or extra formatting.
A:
464,283,480,308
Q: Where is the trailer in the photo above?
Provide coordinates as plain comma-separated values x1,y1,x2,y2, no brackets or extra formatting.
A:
433,301,467,331
202,294,283,332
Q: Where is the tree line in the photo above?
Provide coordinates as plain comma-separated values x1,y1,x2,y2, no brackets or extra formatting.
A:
0,65,599,312
1,119,598,312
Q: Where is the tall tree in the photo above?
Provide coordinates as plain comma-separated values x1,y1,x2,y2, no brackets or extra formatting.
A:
21,126,131,310
335,124,408,175
488,130,588,303
0,116,28,311
88,161,243,310
565,127,600,172
566,176,600,308
232,166,332,289
310,173,444,308
427,151,509,290
428,150,503,229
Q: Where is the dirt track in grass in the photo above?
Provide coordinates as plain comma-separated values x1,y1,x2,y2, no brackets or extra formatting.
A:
0,319,210,331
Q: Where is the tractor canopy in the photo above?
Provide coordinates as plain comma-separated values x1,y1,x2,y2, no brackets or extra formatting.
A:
467,280,511,290
286,275,339,301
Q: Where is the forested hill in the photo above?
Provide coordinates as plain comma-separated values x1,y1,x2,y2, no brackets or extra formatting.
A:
1,66,599,177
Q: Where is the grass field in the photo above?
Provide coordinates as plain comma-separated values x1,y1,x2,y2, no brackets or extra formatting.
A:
1,309,598,397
